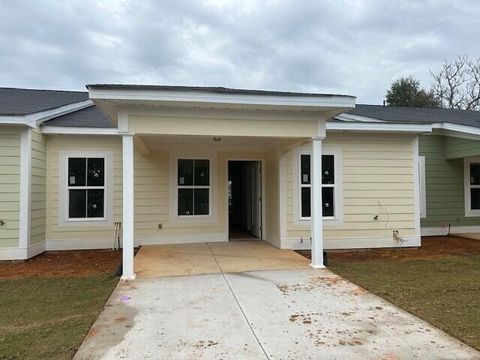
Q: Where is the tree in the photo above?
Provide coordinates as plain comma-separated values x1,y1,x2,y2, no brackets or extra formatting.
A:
386,77,439,107
431,55,480,111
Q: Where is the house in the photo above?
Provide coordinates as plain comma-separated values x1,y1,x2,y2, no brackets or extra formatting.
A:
0,85,442,280
343,104,480,237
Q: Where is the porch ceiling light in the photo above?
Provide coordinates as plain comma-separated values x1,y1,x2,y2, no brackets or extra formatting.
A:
213,136,222,142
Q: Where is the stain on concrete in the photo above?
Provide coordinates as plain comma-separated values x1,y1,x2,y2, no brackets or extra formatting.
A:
74,299,138,360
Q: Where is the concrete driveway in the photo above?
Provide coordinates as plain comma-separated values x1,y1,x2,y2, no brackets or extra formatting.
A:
75,269,479,360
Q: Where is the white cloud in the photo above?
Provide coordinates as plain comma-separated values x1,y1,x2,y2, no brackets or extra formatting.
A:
0,0,479,103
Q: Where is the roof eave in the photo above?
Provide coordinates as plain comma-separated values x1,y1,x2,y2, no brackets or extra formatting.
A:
88,87,356,110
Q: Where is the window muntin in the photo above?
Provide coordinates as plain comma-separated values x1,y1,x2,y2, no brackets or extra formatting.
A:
67,157,105,220
299,154,336,219
177,159,210,216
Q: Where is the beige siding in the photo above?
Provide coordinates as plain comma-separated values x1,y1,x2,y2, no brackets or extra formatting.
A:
30,129,47,244
45,135,275,247
0,130,21,247
284,133,417,249
46,135,123,245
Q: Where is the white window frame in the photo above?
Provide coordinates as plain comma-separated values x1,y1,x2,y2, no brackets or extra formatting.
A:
464,157,480,217
293,145,343,225
59,150,113,226
176,158,211,217
418,156,426,218
169,152,216,223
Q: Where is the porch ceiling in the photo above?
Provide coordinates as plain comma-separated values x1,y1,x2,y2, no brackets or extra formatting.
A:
138,134,308,152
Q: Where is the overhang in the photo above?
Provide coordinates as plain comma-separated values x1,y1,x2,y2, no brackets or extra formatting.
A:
87,84,356,123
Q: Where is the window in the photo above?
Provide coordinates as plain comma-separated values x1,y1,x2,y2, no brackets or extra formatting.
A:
299,154,335,219
67,157,105,219
465,160,480,216
177,159,210,216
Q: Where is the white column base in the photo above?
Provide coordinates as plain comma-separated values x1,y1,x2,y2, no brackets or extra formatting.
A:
120,274,137,281
309,263,326,269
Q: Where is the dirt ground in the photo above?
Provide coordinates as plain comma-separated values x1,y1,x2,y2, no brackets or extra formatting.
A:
297,236,480,262
0,250,122,279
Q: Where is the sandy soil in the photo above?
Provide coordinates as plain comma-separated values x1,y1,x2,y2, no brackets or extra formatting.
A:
297,236,480,262
0,250,122,279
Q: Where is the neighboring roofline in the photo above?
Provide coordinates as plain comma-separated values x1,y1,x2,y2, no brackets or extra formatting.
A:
326,122,433,133
335,112,480,137
41,126,120,135
0,100,93,128
87,85,356,109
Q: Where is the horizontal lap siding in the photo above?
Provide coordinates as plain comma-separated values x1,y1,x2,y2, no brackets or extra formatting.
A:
0,131,20,247
46,136,123,242
46,135,269,245
30,129,46,244
285,133,416,247
420,135,479,227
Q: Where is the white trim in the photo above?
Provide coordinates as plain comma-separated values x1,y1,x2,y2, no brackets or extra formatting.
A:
421,226,449,236
421,225,480,236
413,138,421,238
58,150,114,226
279,153,287,241
41,126,119,135
432,122,480,138
44,233,228,250
335,113,385,123
89,88,356,109
46,238,113,250
122,134,135,279
327,122,432,133
464,157,480,217
136,233,226,246
418,155,427,218
292,144,343,226
0,100,92,127
281,235,421,250
169,151,217,224
310,138,324,268
19,128,32,248
0,241,45,260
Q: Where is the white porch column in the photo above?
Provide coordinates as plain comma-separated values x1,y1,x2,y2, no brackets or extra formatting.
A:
310,137,325,268
122,134,135,280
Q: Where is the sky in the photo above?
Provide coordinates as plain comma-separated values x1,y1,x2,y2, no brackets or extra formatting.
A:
0,0,479,104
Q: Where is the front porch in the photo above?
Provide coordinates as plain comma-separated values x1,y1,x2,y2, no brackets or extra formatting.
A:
87,85,356,279
134,241,310,278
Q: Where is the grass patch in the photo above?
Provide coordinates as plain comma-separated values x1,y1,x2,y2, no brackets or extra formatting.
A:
0,274,118,360
329,255,480,350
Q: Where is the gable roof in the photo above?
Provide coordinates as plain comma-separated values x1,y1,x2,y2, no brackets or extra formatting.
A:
346,104,480,128
0,87,88,116
43,105,113,128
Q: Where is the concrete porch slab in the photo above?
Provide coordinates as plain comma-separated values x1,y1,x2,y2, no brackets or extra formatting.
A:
134,241,310,278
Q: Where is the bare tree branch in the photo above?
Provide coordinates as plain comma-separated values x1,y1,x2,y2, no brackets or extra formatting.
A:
431,55,480,111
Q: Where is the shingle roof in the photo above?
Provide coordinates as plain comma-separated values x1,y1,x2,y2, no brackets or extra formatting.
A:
347,104,480,128
44,105,113,128
0,87,88,115
87,84,355,99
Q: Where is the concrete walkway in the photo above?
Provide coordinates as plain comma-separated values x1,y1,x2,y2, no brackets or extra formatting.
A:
75,269,480,360
134,241,310,278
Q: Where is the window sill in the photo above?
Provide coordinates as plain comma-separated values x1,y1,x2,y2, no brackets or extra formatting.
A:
465,211,480,217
